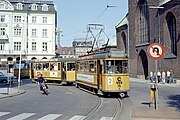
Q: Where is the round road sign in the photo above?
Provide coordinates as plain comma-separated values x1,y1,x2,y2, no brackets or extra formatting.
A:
147,43,164,60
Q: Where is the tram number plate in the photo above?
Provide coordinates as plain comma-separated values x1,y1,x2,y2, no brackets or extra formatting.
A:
108,77,113,85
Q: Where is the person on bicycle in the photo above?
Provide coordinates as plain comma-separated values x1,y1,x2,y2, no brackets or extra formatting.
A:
37,74,47,94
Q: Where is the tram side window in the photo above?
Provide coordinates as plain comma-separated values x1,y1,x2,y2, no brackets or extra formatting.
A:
104,60,128,74
84,61,89,72
89,61,95,73
33,64,36,70
50,62,57,71
67,63,75,71
58,63,61,71
76,62,80,71
122,60,128,73
36,63,42,70
104,60,116,74
43,63,49,70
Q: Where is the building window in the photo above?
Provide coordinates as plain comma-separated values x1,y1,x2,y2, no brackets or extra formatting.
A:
14,16,21,23
41,4,49,11
0,4,4,10
42,29,47,37
32,29,37,37
31,4,38,10
138,0,149,44
42,42,47,51
0,28,5,35
0,42,5,50
14,42,21,51
43,17,47,23
14,28,22,36
32,42,36,51
0,15,5,22
16,3,23,10
166,12,177,56
32,16,36,23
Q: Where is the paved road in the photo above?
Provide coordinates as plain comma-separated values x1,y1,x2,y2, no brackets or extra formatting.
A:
0,78,179,120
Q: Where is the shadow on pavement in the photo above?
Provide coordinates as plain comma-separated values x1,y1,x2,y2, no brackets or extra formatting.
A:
167,94,180,111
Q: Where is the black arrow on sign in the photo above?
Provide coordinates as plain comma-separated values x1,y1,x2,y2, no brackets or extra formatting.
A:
152,47,160,55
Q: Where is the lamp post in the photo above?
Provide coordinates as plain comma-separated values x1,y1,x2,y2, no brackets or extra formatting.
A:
18,50,21,92
149,6,164,110
18,19,25,92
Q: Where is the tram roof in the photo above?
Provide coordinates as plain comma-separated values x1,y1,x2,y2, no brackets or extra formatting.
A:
29,58,77,63
78,47,128,60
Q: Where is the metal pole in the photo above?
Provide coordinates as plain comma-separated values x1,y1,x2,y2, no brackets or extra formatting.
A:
18,51,22,92
155,60,158,109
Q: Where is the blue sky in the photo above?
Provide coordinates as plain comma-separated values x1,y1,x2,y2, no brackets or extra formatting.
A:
53,0,128,47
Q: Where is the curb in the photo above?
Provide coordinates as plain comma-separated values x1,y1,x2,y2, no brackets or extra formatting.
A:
0,90,26,99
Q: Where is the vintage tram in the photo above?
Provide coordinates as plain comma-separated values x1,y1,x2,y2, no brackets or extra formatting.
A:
75,47,130,97
30,58,76,84
14,60,30,78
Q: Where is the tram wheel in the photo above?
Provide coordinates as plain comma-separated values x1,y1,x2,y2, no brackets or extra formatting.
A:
76,83,79,88
120,93,125,98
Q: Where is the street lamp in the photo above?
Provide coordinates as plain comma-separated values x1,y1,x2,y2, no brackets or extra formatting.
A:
18,19,25,92
149,6,164,110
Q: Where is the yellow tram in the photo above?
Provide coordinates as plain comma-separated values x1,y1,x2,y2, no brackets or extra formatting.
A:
76,47,130,97
30,58,76,84
14,61,30,78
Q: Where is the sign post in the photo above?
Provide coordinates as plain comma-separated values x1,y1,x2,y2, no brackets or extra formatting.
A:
147,43,164,109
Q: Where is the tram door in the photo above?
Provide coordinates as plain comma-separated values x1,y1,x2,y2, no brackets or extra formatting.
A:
97,60,103,89
61,62,66,80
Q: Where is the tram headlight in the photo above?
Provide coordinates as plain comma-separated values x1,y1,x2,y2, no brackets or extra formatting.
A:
117,77,121,81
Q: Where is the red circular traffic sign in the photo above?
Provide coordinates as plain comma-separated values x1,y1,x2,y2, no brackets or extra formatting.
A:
147,43,164,60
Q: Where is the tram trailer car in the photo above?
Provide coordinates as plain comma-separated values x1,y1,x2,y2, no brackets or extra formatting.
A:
14,61,30,79
30,58,76,84
76,48,130,97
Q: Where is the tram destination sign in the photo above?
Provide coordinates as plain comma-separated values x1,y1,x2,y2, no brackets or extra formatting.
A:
147,43,164,60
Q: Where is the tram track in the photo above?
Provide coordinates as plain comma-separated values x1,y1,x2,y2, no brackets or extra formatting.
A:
112,98,123,120
83,96,102,120
83,96,123,120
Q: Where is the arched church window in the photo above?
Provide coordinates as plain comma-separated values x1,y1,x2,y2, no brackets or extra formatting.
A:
166,12,177,56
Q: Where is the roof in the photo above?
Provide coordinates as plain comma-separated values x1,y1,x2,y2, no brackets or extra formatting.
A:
8,0,56,12
159,0,172,6
115,13,128,28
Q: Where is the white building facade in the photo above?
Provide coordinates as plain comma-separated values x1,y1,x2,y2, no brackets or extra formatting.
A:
0,0,57,68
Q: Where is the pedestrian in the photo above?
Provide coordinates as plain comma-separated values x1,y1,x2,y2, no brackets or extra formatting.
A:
153,72,156,82
170,70,174,83
161,71,166,84
150,71,153,82
167,70,171,83
157,71,161,83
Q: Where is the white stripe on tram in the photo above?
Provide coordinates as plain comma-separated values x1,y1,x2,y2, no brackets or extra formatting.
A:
7,113,35,120
0,112,10,117
38,114,63,120
100,117,113,120
69,115,86,120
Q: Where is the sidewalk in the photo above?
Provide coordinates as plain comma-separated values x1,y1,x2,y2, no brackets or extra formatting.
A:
0,87,25,99
130,77,180,87
130,77,180,120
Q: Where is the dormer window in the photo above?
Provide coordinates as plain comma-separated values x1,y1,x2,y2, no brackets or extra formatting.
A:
16,3,23,10
0,3,5,10
41,4,49,11
31,4,38,10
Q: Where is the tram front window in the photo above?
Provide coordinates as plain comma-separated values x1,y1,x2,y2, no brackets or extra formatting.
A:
104,60,128,74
